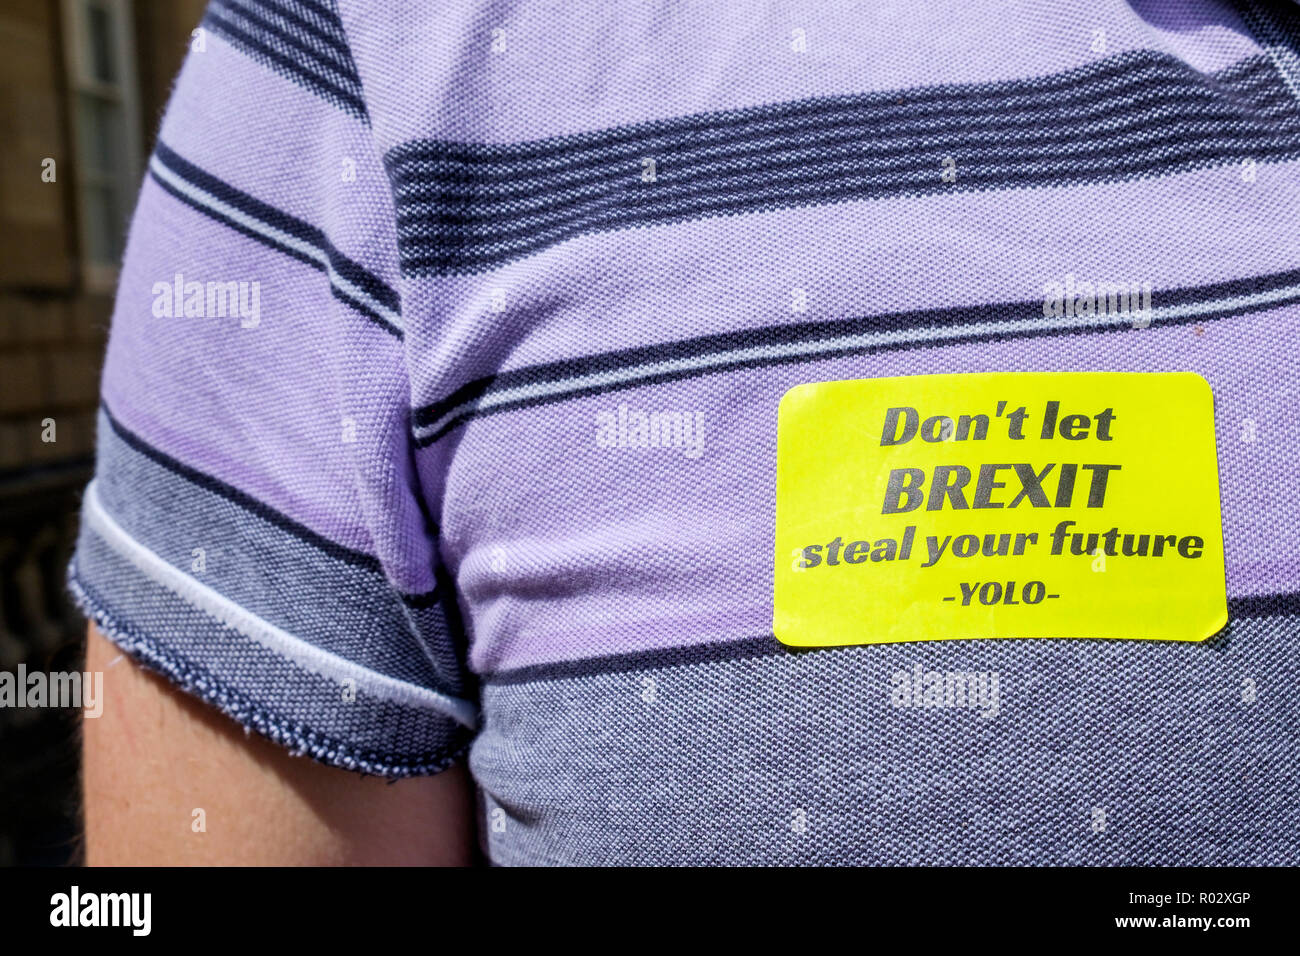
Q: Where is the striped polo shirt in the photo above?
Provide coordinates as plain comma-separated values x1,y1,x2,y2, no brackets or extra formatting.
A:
71,0,1300,864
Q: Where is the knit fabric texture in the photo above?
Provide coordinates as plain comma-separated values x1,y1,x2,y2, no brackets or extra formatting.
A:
70,0,1300,863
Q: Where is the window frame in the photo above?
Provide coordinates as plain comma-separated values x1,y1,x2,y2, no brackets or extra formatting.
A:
61,0,143,293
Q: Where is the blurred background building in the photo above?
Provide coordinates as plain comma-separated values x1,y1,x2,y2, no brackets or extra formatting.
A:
0,0,204,865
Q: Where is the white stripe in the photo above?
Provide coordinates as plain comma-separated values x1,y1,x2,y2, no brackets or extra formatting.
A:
84,482,476,728
1261,42,1300,104
149,155,402,332
1244,2,1300,104
416,280,1300,440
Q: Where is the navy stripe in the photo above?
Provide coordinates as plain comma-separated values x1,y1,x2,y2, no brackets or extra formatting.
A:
154,142,323,246
324,249,401,314
395,111,1296,233
415,288,1300,446
421,262,1300,419
98,402,437,607
389,51,1279,171
203,8,367,118
396,135,1300,277
410,265,1300,444
325,284,398,335
482,592,1300,685
232,0,354,64
1237,0,1300,61
1230,590,1300,619
392,85,1294,226
151,142,403,335
149,167,403,339
391,56,1286,200
395,135,1300,275
484,636,785,686
203,0,368,120
387,51,1300,275
214,0,355,84
150,161,321,269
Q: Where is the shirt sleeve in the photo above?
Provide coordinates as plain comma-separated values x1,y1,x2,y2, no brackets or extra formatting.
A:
67,0,477,777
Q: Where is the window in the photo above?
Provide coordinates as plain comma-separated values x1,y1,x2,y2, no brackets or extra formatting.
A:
62,0,141,291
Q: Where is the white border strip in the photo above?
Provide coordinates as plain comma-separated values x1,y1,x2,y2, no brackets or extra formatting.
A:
84,481,476,728
149,155,403,334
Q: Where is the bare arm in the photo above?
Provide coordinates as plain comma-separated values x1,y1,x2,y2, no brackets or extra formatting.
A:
82,624,476,866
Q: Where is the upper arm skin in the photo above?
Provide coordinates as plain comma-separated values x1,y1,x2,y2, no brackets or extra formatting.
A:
82,625,477,866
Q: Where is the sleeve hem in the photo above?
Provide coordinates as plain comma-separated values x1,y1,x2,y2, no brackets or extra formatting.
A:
69,564,471,779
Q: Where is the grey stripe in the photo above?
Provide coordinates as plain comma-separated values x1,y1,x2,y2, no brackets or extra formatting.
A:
71,533,473,776
93,410,459,693
474,612,1300,864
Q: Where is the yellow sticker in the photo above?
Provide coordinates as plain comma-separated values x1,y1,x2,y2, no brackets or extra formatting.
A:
774,372,1227,646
